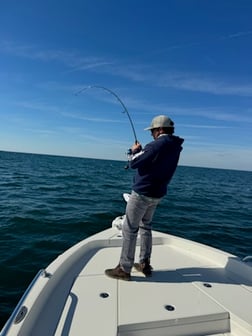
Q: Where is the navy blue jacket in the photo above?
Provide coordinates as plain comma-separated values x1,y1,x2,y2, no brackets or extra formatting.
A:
130,134,184,198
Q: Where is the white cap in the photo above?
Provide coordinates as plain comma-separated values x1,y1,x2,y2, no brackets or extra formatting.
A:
144,115,174,130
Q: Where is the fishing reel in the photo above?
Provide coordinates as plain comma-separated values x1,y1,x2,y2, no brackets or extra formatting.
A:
124,148,132,170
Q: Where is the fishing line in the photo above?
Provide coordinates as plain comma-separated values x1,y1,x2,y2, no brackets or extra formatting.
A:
75,85,138,144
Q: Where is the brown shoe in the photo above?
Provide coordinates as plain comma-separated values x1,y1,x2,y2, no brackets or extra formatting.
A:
105,265,131,281
134,260,153,277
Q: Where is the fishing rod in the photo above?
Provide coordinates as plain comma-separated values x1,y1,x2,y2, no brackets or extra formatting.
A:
75,85,138,144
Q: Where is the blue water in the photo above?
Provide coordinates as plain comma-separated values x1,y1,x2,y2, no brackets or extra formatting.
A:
0,150,251,328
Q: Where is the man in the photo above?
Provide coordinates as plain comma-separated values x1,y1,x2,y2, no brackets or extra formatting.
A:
105,115,184,280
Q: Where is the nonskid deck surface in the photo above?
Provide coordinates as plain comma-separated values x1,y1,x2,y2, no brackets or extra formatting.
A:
54,237,252,336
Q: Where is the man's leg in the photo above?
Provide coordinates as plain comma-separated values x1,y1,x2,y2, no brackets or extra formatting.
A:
119,191,148,273
135,196,160,276
139,201,159,262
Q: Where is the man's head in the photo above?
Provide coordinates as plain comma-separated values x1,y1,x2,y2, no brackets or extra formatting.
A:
145,115,174,139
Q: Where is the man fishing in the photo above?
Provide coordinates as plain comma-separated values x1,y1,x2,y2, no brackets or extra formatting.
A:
105,115,184,280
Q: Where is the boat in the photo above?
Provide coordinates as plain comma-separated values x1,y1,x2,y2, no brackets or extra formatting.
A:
1,196,252,336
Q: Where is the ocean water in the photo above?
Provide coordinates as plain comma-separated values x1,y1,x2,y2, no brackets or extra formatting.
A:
0,150,251,328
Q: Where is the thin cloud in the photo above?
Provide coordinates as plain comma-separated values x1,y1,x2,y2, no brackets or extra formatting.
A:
61,111,126,124
158,74,252,97
103,64,252,97
118,67,252,97
25,128,58,136
180,124,232,129
154,30,252,53
15,101,61,114
0,40,110,70
222,30,252,39
115,96,252,124
14,93,252,126
14,100,127,124
180,109,252,123
3,40,252,98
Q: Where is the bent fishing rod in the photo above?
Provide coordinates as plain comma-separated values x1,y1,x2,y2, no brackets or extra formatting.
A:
75,85,138,144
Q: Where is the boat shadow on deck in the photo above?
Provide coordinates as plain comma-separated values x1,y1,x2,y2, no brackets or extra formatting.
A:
130,257,252,286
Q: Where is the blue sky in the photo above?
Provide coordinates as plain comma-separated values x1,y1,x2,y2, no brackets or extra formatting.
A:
0,1,252,171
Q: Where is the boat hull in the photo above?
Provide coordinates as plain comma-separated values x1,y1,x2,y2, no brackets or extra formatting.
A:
1,226,252,336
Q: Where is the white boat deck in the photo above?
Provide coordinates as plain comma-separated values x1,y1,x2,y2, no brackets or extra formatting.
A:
1,227,252,336
53,230,252,336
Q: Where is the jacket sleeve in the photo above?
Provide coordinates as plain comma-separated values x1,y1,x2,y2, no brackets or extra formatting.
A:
130,142,157,169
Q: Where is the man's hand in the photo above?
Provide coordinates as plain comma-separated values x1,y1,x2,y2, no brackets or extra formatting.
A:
132,142,142,153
